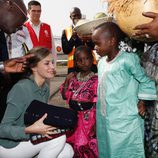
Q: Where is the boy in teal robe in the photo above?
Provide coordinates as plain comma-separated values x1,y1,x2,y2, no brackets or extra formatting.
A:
92,22,157,158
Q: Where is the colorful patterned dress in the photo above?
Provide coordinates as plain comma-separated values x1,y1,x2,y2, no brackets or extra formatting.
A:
60,74,98,158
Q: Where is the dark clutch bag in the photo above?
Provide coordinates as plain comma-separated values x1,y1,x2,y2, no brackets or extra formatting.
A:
24,100,78,144
24,100,78,129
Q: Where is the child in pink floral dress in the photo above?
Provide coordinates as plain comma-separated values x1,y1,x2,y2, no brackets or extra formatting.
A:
60,45,98,157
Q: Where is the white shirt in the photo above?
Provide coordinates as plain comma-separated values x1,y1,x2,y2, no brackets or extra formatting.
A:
30,21,41,40
5,26,33,59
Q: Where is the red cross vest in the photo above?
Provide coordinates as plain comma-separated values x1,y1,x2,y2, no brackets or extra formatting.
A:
25,22,52,50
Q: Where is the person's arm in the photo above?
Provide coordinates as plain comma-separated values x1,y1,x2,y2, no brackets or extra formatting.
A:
60,72,76,100
0,84,30,140
60,81,69,100
61,30,82,54
125,53,157,100
125,53,157,117
0,83,55,140
134,12,158,40
3,54,34,73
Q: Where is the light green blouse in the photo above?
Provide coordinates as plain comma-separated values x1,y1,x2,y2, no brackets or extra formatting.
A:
97,51,157,158
0,77,49,148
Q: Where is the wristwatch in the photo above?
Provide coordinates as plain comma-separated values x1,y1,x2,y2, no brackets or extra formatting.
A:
0,61,4,71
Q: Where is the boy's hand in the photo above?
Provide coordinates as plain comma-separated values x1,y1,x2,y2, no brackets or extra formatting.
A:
137,100,146,118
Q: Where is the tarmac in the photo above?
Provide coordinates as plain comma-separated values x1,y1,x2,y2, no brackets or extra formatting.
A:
48,65,69,108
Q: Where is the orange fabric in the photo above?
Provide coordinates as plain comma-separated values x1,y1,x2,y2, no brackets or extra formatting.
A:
65,27,75,68
25,22,52,50
67,49,75,68
65,26,73,41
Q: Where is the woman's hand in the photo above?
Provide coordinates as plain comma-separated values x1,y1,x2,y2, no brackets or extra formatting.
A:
25,113,56,138
137,100,146,118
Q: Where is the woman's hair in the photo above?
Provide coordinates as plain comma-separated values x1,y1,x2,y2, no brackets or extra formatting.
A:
74,45,97,72
25,46,51,76
95,22,126,45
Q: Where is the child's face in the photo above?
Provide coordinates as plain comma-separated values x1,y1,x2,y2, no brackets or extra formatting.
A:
75,51,93,72
32,53,55,80
92,29,112,57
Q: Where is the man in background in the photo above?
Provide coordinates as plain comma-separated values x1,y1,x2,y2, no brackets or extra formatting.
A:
25,0,57,68
61,7,96,74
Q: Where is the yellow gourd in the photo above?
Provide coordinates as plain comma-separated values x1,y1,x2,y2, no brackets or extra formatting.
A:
105,0,158,41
